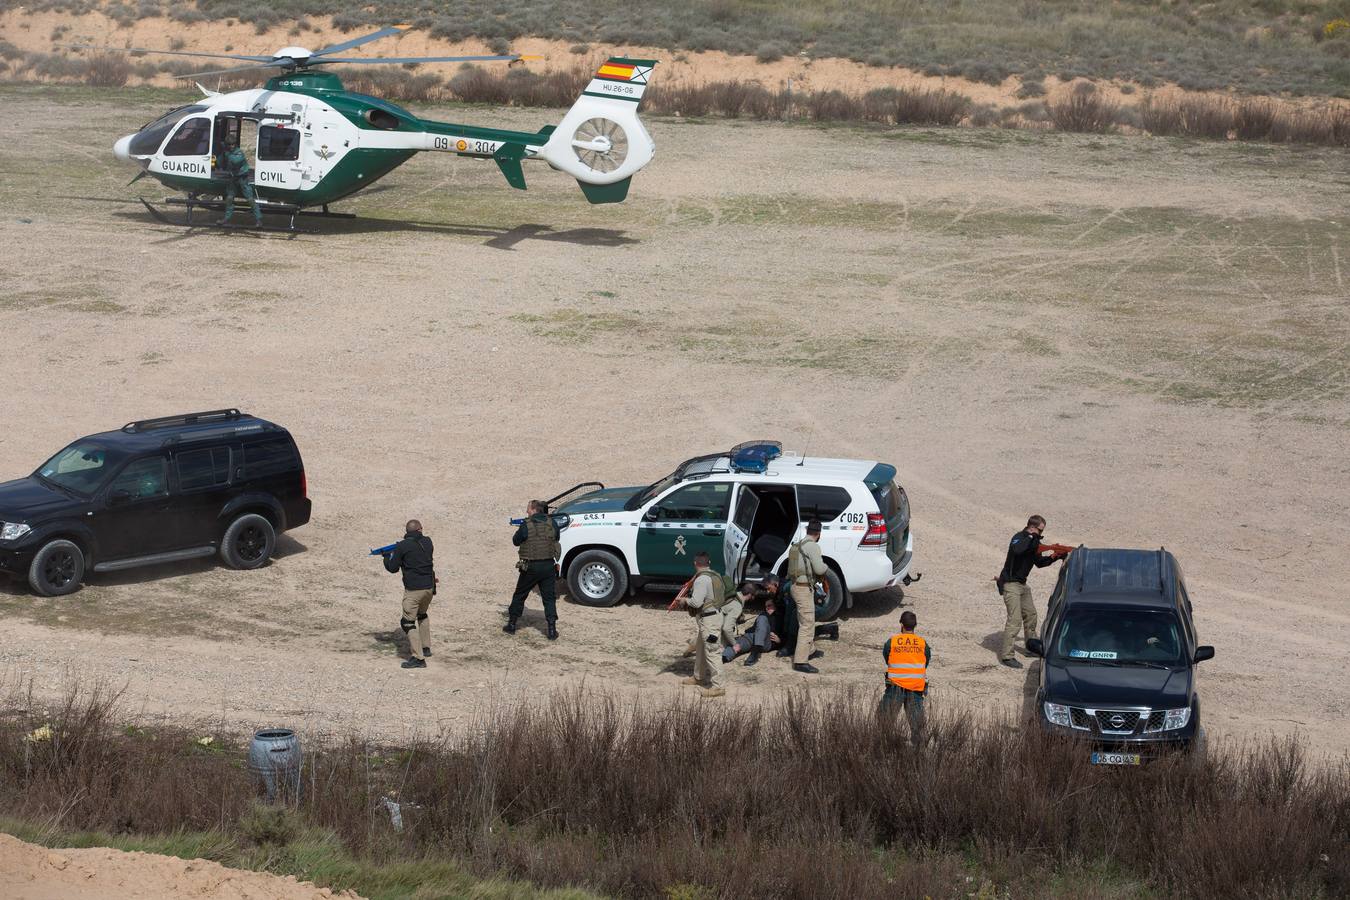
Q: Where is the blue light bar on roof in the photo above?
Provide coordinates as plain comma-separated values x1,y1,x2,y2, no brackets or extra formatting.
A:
729,441,782,474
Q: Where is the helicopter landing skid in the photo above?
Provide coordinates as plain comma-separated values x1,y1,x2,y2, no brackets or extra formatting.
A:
143,195,356,232
140,198,314,234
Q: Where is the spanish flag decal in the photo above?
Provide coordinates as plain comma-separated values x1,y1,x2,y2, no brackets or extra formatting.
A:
597,62,635,80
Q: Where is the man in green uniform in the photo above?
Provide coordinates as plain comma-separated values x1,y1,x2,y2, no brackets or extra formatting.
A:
788,519,828,674
506,500,561,639
218,138,263,227
679,551,726,698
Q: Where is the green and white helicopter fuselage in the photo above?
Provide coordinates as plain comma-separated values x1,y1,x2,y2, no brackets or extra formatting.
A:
114,58,656,207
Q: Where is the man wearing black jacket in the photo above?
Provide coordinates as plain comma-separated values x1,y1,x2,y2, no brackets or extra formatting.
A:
383,519,436,669
997,514,1060,669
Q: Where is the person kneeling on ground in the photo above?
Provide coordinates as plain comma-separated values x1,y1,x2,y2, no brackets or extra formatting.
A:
761,574,839,660
722,583,782,667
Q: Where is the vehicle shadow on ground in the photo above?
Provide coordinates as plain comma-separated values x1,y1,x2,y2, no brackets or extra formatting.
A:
980,629,1042,659
840,587,906,620
1020,661,1043,722
54,535,307,590
114,209,639,250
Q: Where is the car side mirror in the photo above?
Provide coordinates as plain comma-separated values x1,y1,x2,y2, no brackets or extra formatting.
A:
108,488,133,506
1194,645,1215,663
642,508,659,523
1026,638,1044,657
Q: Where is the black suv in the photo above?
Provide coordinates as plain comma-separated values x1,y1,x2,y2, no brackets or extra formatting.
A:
1026,547,1215,764
0,409,311,596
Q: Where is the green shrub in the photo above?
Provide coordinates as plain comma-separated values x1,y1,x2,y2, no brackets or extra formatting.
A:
238,803,299,847
755,42,783,63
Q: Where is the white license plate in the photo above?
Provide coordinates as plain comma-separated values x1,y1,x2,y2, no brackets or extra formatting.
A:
1091,752,1142,766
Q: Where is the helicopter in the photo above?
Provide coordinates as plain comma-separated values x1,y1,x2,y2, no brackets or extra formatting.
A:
73,26,656,229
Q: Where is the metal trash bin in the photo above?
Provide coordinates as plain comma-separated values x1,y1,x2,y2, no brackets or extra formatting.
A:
248,728,301,803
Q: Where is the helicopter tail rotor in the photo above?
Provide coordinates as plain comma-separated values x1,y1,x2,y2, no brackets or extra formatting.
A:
538,57,656,204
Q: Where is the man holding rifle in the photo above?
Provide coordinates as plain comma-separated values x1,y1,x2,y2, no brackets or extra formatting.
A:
675,552,727,698
382,519,436,670
996,514,1067,669
506,500,562,640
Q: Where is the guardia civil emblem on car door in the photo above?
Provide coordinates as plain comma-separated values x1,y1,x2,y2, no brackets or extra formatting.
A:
673,535,687,555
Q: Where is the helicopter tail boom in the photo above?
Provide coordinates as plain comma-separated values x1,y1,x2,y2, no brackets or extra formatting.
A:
537,57,657,203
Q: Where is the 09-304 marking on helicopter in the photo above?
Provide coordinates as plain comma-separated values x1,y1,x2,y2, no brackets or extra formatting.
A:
75,27,658,228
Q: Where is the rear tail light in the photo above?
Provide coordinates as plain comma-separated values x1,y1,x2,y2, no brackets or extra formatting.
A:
300,469,308,498
859,513,887,548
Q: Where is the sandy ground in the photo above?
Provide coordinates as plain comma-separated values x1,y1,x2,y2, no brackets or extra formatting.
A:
7,8,1350,112
0,833,357,899
0,84,1347,765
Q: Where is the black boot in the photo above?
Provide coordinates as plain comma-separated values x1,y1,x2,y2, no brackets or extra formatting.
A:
547,621,558,641
744,651,760,667
503,618,518,634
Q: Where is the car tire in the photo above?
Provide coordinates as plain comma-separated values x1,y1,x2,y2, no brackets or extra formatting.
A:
28,539,85,597
816,567,847,622
566,549,628,607
220,513,276,570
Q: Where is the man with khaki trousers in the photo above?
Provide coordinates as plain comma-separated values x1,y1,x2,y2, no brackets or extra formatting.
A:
996,514,1062,669
383,519,436,670
788,519,827,674
679,552,727,698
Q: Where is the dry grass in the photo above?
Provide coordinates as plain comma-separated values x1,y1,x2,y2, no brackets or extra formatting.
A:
6,48,1349,146
2,681,1347,899
1048,83,1119,133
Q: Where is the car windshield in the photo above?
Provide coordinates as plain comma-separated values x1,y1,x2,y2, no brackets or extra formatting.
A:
1049,608,1186,666
36,441,126,496
628,470,679,510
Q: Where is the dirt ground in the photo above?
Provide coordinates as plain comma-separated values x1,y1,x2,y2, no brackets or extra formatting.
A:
0,833,357,899
0,83,1347,761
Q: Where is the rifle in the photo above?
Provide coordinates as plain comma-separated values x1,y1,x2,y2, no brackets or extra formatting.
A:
668,576,696,612
1039,543,1076,561
369,543,398,557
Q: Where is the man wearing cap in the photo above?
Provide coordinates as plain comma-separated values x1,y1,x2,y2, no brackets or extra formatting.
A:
787,519,828,674
880,610,930,745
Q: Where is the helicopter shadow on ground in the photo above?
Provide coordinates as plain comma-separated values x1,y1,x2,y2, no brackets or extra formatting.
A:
112,208,640,251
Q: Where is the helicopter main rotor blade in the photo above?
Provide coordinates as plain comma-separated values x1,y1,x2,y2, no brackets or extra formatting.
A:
311,25,410,58
313,54,533,65
173,62,285,79
59,43,273,62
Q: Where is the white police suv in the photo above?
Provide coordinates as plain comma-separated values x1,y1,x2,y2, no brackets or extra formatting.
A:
550,442,915,621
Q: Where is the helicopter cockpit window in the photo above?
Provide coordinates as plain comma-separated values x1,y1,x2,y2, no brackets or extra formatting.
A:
163,117,211,157
257,125,301,162
128,104,208,156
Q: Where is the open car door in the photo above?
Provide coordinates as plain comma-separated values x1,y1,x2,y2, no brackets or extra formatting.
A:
723,485,759,582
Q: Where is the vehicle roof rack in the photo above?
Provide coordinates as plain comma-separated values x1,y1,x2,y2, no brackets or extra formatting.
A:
121,409,244,433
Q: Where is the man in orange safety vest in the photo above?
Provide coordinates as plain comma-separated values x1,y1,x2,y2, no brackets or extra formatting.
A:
880,610,929,744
